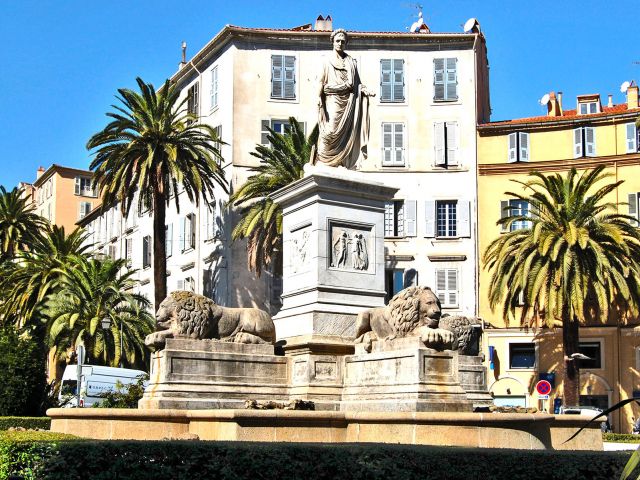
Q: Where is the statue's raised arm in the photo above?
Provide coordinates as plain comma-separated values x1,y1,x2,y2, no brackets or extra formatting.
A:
311,29,374,170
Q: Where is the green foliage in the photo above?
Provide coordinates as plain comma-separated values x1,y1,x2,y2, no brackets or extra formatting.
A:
93,376,148,408
0,418,51,431
230,117,318,276
0,326,47,416
604,433,640,444
0,185,46,263
0,432,79,480
0,441,628,480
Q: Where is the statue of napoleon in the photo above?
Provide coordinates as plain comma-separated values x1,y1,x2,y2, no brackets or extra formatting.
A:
311,29,375,169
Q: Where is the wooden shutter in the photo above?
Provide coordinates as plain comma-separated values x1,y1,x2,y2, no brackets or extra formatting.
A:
283,56,296,99
433,58,445,101
210,66,218,108
627,124,638,153
394,123,404,165
434,122,446,166
447,269,458,306
261,120,270,145
445,58,457,101
126,238,132,265
404,200,417,237
393,59,404,102
75,177,80,195
271,55,283,98
519,132,529,162
573,128,583,158
189,214,196,248
500,200,509,232
142,236,149,268
177,279,184,290
382,123,393,164
446,122,458,166
435,269,446,305
508,133,517,163
166,224,173,257
380,59,392,102
424,200,436,237
384,201,394,237
457,200,471,238
179,217,185,251
585,127,595,157
629,193,639,226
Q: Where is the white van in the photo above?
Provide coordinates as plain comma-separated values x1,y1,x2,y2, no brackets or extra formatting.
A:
59,365,147,407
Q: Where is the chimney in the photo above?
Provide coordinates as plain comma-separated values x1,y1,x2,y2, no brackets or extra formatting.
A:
179,41,187,70
607,94,613,107
314,15,333,31
36,166,45,179
547,92,563,117
627,84,639,109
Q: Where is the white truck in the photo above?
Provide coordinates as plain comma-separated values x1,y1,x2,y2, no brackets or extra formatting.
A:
59,365,147,407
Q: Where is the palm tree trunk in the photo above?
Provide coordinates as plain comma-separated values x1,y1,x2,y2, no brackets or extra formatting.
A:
152,192,167,312
562,316,580,406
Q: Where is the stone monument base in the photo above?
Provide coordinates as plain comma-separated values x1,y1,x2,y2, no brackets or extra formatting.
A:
138,339,289,410
342,337,478,412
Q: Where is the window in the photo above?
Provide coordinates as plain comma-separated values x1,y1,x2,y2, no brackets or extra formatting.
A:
434,121,458,167
380,59,404,102
271,55,296,100
205,202,217,240
124,238,133,267
508,132,530,162
629,193,639,226
75,176,95,197
125,203,137,231
213,125,222,163
509,343,536,369
384,200,416,237
142,235,151,269
381,123,405,166
578,341,602,369
433,58,458,102
107,244,117,260
261,119,305,145
166,224,173,258
573,126,596,158
500,199,531,231
178,277,195,292
78,202,92,220
435,268,458,308
210,65,218,110
384,268,418,303
425,200,470,238
626,123,639,153
579,102,599,115
180,213,196,251
187,82,199,117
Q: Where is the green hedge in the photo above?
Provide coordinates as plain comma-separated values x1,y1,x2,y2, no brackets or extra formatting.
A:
0,440,633,480
0,417,51,431
603,433,640,444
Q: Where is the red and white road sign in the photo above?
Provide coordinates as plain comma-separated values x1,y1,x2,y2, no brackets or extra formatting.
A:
536,380,552,396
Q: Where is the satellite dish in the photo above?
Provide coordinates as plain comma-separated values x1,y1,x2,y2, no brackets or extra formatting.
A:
463,18,480,33
620,81,631,93
539,94,550,105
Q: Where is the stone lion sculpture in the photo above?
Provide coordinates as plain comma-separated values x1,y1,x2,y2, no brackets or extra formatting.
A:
354,286,479,354
145,291,276,349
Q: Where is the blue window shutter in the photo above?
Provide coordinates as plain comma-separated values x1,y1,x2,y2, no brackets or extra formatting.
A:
457,200,471,238
433,58,445,101
380,59,392,102
283,56,296,99
393,59,404,102
585,127,596,157
425,200,435,237
382,123,393,164
519,132,529,162
394,123,404,165
445,58,458,101
405,200,417,237
271,55,283,98
573,128,583,158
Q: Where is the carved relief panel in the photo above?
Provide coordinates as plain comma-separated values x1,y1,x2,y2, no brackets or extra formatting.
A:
328,221,373,272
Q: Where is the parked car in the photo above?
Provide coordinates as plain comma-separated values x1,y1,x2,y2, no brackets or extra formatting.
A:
59,365,147,407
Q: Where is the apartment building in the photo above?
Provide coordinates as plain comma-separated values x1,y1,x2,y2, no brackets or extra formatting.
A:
477,84,640,431
25,164,99,232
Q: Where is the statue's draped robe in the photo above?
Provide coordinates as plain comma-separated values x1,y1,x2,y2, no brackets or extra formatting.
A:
313,53,370,169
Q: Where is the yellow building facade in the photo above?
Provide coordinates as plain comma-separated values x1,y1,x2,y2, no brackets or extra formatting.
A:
477,86,640,432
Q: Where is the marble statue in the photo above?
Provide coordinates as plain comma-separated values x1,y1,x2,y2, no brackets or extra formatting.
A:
311,28,374,169
354,286,479,353
145,291,276,349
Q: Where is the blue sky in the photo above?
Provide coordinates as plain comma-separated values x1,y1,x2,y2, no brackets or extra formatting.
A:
1,1,638,188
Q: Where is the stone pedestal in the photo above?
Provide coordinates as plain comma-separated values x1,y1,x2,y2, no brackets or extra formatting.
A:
138,339,289,410
341,337,476,412
272,167,398,339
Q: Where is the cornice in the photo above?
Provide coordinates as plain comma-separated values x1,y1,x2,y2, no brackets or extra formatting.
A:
479,153,640,176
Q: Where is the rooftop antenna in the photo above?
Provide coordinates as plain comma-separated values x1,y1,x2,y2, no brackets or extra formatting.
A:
181,41,187,64
463,17,481,34
620,81,631,93
404,3,426,32
538,93,550,114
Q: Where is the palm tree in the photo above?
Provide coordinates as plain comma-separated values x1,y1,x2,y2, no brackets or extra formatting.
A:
0,226,90,328
0,186,46,262
484,166,640,406
230,118,318,276
87,77,228,311
45,257,154,370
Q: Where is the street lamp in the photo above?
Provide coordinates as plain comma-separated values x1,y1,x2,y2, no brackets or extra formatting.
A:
102,317,123,368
